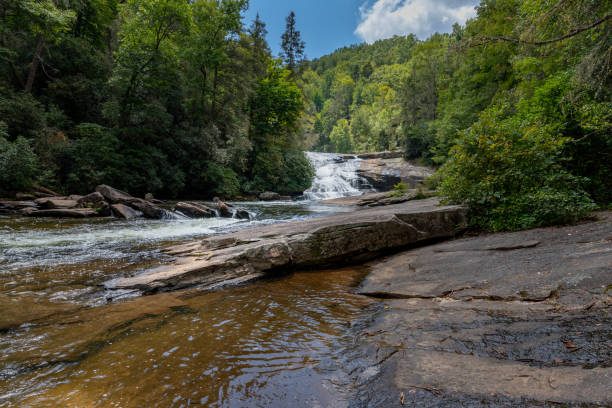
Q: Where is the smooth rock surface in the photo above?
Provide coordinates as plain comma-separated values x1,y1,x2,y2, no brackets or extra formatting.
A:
359,212,612,301
36,198,78,209
96,184,135,204
128,199,166,219
175,202,216,218
350,212,612,407
107,198,466,294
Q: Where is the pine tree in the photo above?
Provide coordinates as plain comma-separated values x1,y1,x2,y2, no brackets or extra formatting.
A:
280,11,305,72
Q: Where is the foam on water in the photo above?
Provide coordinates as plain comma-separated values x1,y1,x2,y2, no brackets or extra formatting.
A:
303,152,373,200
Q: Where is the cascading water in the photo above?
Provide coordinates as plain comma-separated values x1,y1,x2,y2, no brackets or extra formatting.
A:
303,152,373,200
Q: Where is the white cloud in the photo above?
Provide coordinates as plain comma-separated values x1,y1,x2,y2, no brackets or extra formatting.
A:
355,0,478,43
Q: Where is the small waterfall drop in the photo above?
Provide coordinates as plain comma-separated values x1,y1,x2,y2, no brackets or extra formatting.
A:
303,152,373,200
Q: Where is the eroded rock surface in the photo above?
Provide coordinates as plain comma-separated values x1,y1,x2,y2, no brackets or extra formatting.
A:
357,157,433,190
107,198,467,294
350,212,612,407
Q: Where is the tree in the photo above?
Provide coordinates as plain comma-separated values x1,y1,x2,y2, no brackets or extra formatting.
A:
329,119,354,153
280,11,305,72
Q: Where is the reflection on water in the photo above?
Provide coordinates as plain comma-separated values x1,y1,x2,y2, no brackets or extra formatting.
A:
0,200,375,407
0,267,374,407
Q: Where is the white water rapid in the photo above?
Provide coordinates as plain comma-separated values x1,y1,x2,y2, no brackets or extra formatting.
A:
303,152,373,200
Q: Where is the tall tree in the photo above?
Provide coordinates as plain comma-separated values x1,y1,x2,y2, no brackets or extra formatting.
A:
280,11,305,72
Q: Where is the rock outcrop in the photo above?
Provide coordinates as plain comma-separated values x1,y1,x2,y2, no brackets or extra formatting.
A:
234,208,251,220
106,198,467,294
357,156,433,190
175,202,216,218
214,198,233,218
111,203,142,220
351,211,612,407
96,185,165,219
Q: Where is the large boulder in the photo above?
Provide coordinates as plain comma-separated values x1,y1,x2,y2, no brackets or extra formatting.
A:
25,208,97,218
259,191,281,201
213,198,233,218
127,199,165,219
95,185,164,219
77,192,106,207
175,202,216,218
356,157,434,190
78,192,111,216
111,204,141,220
95,185,135,204
234,208,251,220
34,198,78,209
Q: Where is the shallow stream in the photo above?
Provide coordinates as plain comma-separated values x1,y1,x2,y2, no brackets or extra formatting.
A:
0,199,379,407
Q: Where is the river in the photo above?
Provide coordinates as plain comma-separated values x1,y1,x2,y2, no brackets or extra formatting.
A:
0,153,381,407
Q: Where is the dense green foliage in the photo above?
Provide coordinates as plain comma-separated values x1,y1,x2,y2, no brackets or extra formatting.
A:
0,0,312,198
302,0,611,230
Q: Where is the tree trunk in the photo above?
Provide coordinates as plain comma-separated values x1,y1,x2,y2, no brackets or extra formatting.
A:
25,34,45,93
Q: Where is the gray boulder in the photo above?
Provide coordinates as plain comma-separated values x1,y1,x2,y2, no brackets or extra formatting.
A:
176,202,216,218
213,198,233,218
35,198,78,209
95,185,134,204
234,208,251,220
128,199,166,219
95,185,164,219
78,192,110,216
77,192,106,206
111,204,141,220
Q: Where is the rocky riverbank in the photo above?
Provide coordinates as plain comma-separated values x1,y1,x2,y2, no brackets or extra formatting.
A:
349,211,612,406
108,197,611,406
106,198,467,293
0,184,251,221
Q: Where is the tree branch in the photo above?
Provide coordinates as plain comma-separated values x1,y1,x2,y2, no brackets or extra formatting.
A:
469,13,611,47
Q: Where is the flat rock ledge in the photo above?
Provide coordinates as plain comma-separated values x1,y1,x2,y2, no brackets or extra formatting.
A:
106,198,467,294
349,211,612,407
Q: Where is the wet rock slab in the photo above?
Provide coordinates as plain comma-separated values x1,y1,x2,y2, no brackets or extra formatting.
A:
351,212,612,407
107,198,467,294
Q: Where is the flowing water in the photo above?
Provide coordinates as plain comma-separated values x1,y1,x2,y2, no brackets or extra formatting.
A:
303,152,373,200
0,154,380,407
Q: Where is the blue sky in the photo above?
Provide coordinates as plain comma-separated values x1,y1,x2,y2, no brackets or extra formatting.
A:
244,0,479,59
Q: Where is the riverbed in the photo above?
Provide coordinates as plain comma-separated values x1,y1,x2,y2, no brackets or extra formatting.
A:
0,200,380,407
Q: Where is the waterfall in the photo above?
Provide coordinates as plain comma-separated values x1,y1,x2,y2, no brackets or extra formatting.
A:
303,152,373,200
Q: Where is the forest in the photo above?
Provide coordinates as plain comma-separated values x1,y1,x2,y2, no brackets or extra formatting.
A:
301,0,611,230
0,0,312,198
1,0,611,230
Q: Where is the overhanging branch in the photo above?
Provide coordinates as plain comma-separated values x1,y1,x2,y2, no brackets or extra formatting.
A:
469,13,611,47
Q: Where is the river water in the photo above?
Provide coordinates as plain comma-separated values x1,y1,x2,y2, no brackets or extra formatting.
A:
0,154,382,407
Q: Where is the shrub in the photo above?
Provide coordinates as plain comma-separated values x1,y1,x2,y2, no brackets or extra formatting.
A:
387,182,408,198
439,101,596,231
